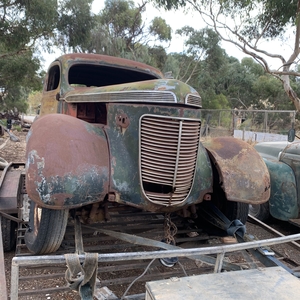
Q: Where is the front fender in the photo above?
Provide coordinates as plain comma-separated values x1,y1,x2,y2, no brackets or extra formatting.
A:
263,159,298,221
26,114,110,209
202,137,270,204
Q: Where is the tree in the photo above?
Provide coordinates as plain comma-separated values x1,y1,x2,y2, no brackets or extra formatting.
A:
56,0,95,53
0,51,43,113
84,0,171,61
0,0,94,113
153,0,300,111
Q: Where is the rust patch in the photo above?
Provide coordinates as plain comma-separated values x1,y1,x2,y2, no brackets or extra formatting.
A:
116,112,130,128
203,137,270,204
26,114,110,209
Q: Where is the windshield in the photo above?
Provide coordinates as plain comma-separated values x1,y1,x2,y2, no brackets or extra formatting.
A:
68,64,160,88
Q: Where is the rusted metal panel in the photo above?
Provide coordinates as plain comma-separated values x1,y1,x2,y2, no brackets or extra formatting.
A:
56,53,164,79
106,103,209,212
280,141,300,209
263,159,298,220
202,137,270,204
40,61,61,116
63,79,200,107
255,141,300,220
26,114,110,209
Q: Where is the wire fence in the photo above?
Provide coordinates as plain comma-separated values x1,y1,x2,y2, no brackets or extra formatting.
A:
201,109,297,142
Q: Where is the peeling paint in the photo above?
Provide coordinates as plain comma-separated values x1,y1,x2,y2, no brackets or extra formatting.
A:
203,136,270,204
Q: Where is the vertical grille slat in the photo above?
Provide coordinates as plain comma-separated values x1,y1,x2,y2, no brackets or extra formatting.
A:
140,115,201,206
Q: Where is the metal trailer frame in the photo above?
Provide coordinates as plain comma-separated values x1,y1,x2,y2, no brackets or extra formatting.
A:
9,232,300,300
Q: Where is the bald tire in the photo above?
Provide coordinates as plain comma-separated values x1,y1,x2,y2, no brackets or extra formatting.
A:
25,201,68,254
225,201,249,225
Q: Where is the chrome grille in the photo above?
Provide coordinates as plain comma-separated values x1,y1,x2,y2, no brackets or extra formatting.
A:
185,94,202,108
65,91,176,103
140,115,201,206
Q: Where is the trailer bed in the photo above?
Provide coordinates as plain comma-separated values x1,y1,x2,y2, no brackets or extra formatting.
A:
145,266,300,300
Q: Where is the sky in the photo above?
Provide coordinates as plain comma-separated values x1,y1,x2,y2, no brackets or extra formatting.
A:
91,0,247,59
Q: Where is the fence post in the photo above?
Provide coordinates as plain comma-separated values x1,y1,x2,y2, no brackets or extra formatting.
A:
264,111,268,133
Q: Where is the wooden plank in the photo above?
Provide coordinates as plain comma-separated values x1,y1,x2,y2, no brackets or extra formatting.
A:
0,169,21,212
145,266,300,300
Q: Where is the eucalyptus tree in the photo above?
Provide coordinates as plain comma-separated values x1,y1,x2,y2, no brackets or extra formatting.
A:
0,0,94,113
85,0,171,61
153,0,300,111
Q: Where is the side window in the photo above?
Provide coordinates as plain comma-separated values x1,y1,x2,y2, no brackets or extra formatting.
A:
46,65,60,91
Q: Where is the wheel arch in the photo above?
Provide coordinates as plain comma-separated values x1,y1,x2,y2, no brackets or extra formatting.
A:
202,136,270,204
26,114,110,209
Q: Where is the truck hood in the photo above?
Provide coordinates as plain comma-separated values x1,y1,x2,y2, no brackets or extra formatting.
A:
62,79,201,107
254,141,290,161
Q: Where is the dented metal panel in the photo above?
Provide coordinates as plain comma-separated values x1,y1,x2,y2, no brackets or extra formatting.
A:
263,159,298,221
63,79,200,107
26,114,109,209
202,137,270,204
58,53,164,79
105,103,210,212
280,141,300,208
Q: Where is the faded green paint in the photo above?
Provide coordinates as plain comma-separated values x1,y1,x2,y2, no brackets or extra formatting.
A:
280,141,300,209
263,159,298,221
105,103,206,211
63,79,199,105
255,141,300,221
48,53,165,99
34,164,109,208
186,142,213,205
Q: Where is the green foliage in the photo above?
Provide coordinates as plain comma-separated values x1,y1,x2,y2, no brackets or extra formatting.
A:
154,0,298,39
27,91,43,114
57,0,95,51
0,0,94,114
207,94,231,109
149,17,171,42
148,46,168,70
0,0,58,54
1,0,298,115
0,51,42,112
84,0,171,61
152,0,300,110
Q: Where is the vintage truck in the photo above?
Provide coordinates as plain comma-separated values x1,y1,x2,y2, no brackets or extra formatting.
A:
22,53,271,254
250,132,300,223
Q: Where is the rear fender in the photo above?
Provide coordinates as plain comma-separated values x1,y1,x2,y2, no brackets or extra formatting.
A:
202,137,270,204
26,114,110,209
263,159,298,221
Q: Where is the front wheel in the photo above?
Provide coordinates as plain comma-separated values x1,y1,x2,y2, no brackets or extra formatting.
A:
221,200,249,225
249,201,270,222
211,186,249,225
25,201,69,254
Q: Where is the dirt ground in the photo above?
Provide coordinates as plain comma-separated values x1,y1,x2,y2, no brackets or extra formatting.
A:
1,130,300,299
0,129,27,163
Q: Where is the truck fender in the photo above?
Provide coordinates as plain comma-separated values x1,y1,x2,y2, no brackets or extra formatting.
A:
26,114,110,209
202,137,270,204
263,159,298,221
